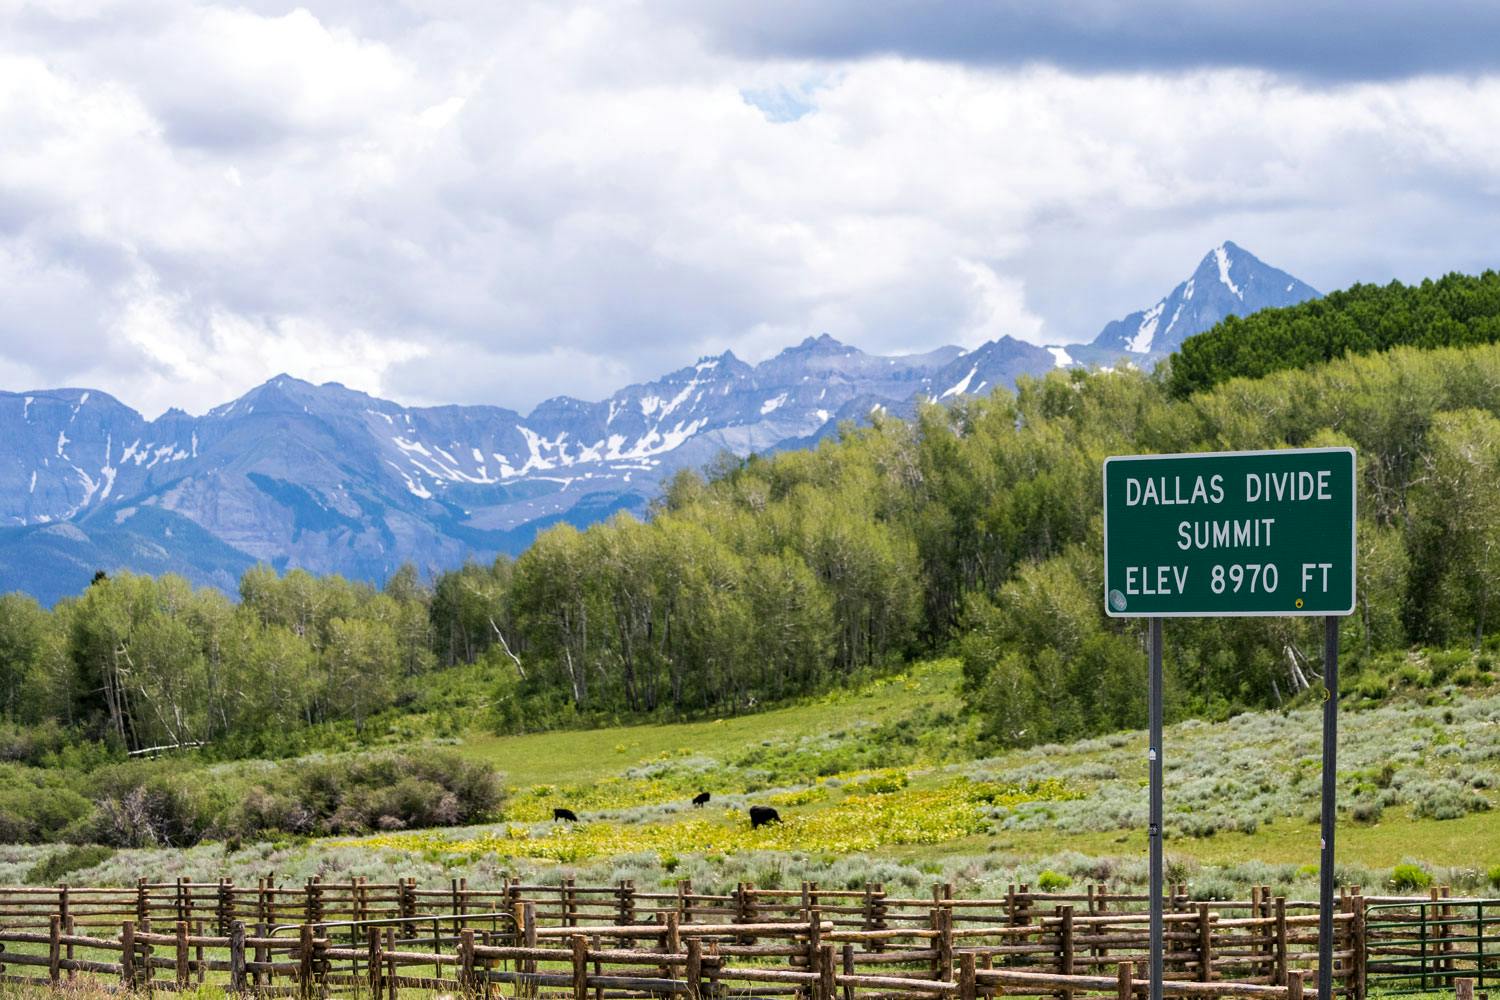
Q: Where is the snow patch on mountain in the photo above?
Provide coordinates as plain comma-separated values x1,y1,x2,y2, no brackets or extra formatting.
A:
941,365,978,399
1214,244,1242,298
0,247,1319,599
1128,301,1165,353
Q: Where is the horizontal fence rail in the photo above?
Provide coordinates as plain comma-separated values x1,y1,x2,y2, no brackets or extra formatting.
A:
0,876,1468,998
1364,894,1500,995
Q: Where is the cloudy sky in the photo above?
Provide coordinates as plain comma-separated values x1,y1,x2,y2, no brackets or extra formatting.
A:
4,1,1500,417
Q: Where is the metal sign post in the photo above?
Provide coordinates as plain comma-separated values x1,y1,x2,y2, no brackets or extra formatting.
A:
1318,615,1340,1000
1149,617,1164,1000
1102,447,1357,1000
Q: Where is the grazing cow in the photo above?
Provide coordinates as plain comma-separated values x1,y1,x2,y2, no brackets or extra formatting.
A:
692,791,711,807
553,807,579,822
748,805,781,829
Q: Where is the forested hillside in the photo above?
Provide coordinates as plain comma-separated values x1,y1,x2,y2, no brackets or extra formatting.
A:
1168,270,1500,396
3,337,1500,758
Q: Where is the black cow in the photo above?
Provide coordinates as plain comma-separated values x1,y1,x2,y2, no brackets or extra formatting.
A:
692,791,711,807
553,807,579,822
748,805,781,829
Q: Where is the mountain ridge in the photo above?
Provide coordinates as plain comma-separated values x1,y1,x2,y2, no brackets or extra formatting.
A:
0,242,1320,603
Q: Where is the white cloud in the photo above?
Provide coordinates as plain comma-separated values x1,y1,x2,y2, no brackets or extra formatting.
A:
2,1,1500,416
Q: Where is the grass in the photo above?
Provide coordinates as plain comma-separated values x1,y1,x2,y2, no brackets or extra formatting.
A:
459,662,965,788
9,657,1500,901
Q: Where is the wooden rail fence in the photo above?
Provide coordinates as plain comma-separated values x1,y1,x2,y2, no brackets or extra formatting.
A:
0,878,1396,998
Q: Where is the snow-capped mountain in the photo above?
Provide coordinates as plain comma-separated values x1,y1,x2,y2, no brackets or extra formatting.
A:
0,242,1317,602
1070,241,1319,365
0,340,987,601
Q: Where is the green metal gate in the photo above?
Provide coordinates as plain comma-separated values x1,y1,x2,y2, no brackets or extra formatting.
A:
1366,899,1500,994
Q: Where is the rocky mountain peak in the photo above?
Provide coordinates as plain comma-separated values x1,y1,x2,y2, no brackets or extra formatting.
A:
1072,241,1319,365
0,242,1319,604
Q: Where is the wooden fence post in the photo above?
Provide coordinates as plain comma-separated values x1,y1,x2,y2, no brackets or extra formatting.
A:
505,874,521,917
1350,893,1362,995
57,882,69,935
401,877,417,939
1288,969,1304,1000
735,882,755,945
460,927,477,996
48,914,61,985
618,879,636,926
1117,960,1134,1000
139,915,153,990
175,919,190,989
1061,905,1075,1000
219,877,235,934
304,876,316,925
1456,977,1475,1000
1095,884,1112,982
367,927,382,1000
1352,887,1367,1000
934,905,954,983
667,911,682,982
136,877,149,927
687,938,703,1000
960,952,977,1000
572,934,589,1000
524,901,538,974
820,944,837,1000
229,919,247,994
565,876,578,927
1197,903,1213,983
1250,886,1262,969
1275,896,1289,986
843,942,856,1000
385,928,398,999
808,906,823,977
65,912,76,982
121,920,136,989
297,923,314,999
254,919,269,989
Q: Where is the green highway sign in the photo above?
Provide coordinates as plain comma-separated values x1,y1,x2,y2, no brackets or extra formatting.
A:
1103,447,1356,618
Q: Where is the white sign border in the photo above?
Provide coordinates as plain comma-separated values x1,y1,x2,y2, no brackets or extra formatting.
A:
1102,446,1357,619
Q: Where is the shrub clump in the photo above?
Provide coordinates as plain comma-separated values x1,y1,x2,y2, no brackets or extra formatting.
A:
1390,863,1434,892
1037,870,1072,891
0,763,94,843
1409,779,1490,821
24,845,116,885
14,749,505,848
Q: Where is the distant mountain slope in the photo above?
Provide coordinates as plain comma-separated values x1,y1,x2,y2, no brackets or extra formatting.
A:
0,338,984,600
1067,241,1320,368
0,242,1319,601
